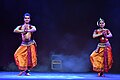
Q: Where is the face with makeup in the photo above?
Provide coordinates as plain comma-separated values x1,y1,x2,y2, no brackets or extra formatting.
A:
98,20,105,28
24,16,31,24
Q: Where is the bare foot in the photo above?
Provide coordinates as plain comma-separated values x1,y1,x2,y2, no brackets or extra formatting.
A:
98,72,104,77
25,73,31,76
98,72,101,77
18,71,25,76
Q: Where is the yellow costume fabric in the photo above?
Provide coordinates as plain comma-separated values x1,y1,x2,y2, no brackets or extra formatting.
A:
14,40,37,70
90,42,113,72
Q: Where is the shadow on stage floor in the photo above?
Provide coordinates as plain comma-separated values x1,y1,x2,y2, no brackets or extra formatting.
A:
0,72,120,80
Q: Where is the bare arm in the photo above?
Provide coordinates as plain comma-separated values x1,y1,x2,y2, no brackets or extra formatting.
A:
93,30,102,38
26,26,36,32
106,29,112,38
13,26,24,33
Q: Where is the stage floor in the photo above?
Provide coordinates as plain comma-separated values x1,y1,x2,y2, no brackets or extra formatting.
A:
0,72,120,80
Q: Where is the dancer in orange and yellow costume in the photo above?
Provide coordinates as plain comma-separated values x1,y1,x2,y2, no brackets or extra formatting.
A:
14,13,37,76
90,18,113,77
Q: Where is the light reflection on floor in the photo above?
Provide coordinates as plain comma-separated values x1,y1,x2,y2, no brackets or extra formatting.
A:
0,72,120,80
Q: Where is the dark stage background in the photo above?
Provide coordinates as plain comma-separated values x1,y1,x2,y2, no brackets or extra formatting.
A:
0,0,120,73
